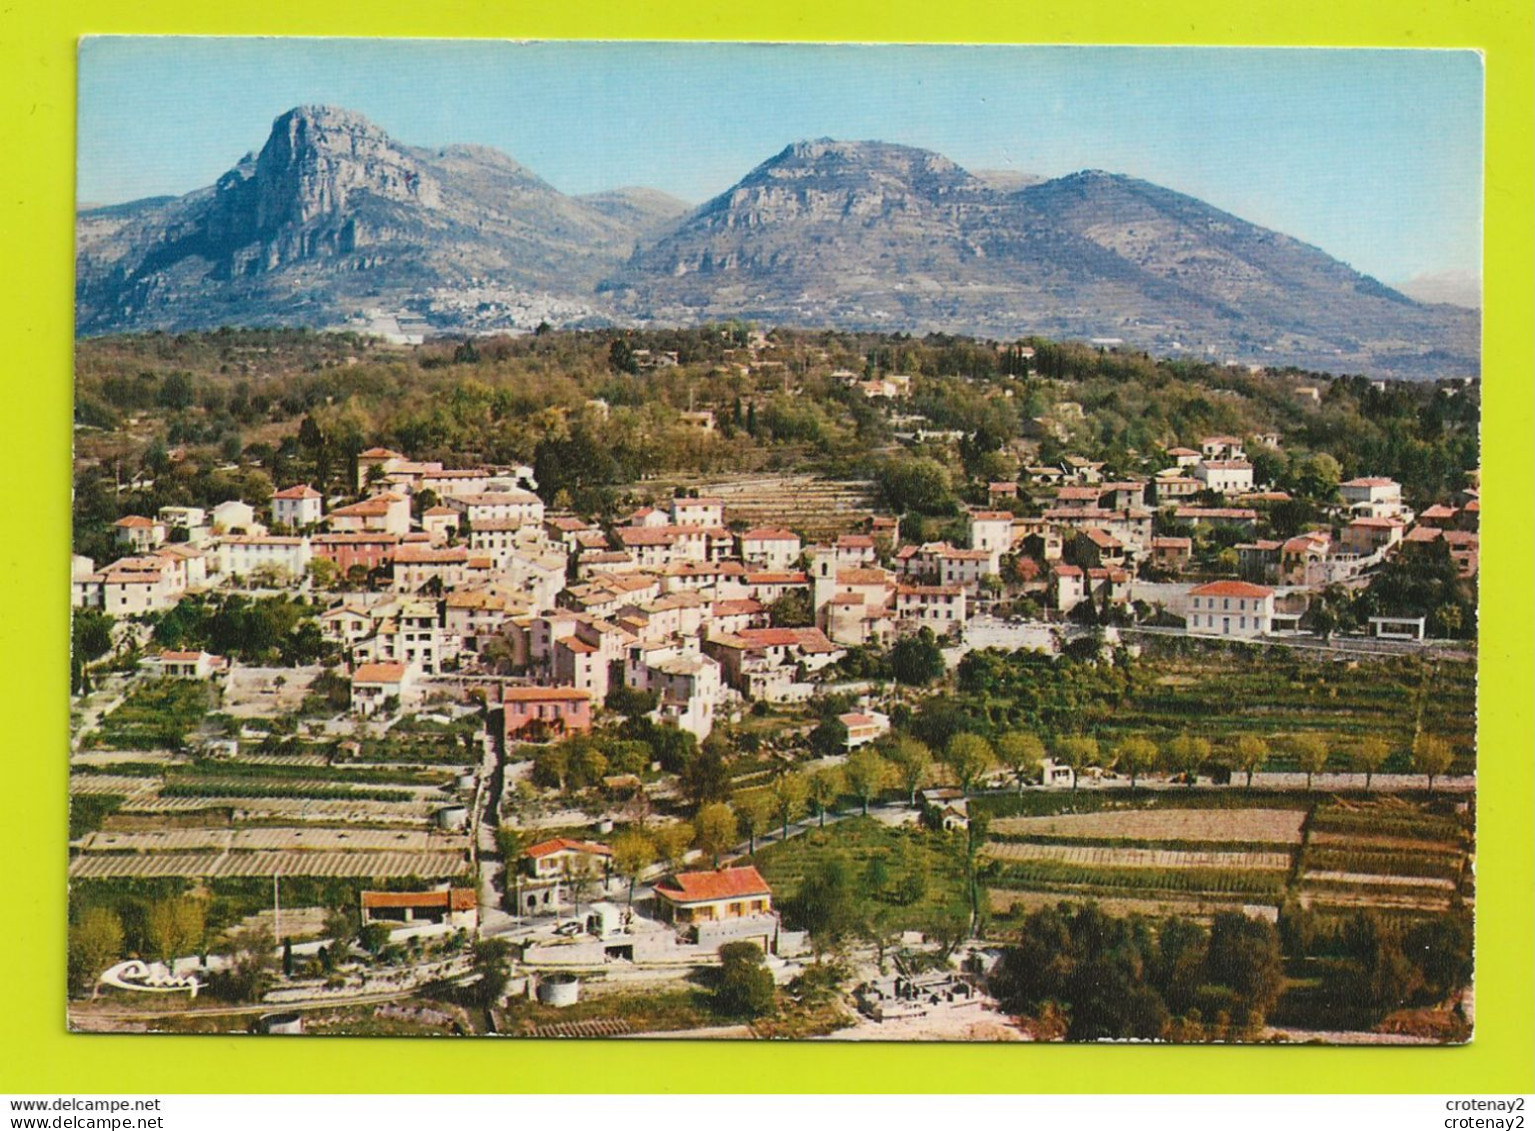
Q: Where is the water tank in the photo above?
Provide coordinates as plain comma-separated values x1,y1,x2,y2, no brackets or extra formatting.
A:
436,805,470,831
536,973,580,1008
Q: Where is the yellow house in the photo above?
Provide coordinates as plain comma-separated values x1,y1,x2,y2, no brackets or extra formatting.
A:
652,866,773,924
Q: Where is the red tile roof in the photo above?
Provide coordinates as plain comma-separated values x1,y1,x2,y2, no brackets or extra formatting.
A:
331,499,395,518
742,527,799,541
524,837,612,860
1189,580,1275,598
836,568,890,585
744,570,808,584
352,663,408,683
897,583,963,597
1081,527,1123,548
273,484,322,499
1174,507,1259,521
615,527,678,546
449,490,541,506
313,533,402,545
654,865,771,904
711,599,765,616
735,627,839,652
361,888,476,911
503,686,592,703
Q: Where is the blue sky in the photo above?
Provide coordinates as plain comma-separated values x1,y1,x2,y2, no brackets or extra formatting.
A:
77,39,1483,284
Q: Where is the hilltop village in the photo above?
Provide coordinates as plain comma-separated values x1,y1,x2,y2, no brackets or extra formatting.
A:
68,328,1477,1041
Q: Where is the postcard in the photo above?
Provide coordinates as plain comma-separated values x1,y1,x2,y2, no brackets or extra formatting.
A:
69,39,1479,1042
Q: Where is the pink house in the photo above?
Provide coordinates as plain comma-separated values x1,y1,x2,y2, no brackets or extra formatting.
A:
503,686,593,742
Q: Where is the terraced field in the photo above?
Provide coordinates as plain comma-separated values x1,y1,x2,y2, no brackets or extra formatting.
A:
70,774,159,796
990,808,1306,846
659,473,878,541
1295,800,1472,918
983,796,1474,929
68,850,471,879
984,841,1292,872
79,827,471,854
989,889,1279,923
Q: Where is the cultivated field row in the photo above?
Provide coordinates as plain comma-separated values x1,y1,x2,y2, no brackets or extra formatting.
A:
118,795,441,823
1307,829,1463,855
1301,870,1458,891
989,808,1306,845
983,841,1293,872
70,775,159,795
80,827,471,854
988,888,1279,924
68,850,470,879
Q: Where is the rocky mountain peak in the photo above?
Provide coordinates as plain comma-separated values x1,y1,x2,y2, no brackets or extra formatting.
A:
243,104,441,231
752,138,971,186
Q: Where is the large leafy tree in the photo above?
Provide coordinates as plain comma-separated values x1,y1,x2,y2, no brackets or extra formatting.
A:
1230,734,1270,791
996,732,1046,793
1412,733,1455,795
884,735,934,806
1112,736,1158,791
693,803,737,867
843,748,892,815
610,830,655,906
1054,734,1100,793
680,747,732,808
771,772,809,841
944,732,996,796
1162,733,1210,788
890,628,946,686
1290,733,1331,791
737,791,775,853
1353,736,1391,791
68,908,124,991
806,766,844,827
714,942,776,1018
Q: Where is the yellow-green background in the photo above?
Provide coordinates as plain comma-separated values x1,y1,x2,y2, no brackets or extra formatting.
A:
2,0,1529,1095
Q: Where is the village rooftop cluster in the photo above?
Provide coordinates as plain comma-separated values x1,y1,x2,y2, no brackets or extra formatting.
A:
67,329,1477,1040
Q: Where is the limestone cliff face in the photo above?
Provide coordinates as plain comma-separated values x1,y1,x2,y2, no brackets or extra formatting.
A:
255,105,443,227
76,105,686,334
200,106,443,273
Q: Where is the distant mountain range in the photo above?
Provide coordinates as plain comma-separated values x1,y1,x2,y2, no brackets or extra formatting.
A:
76,105,1479,379
1391,270,1480,310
